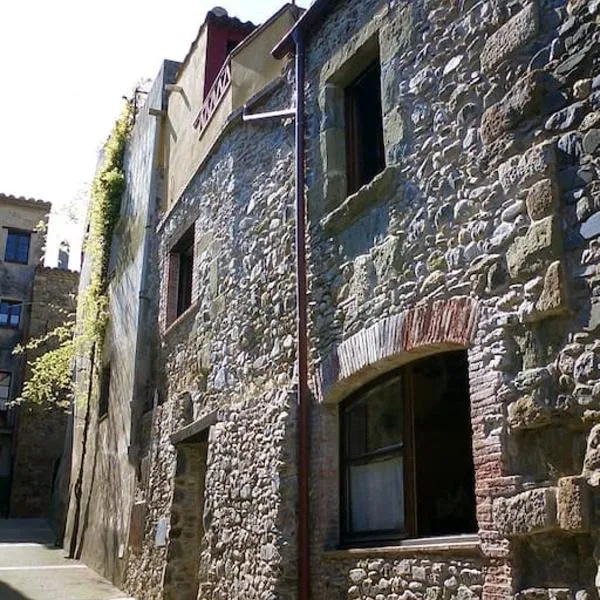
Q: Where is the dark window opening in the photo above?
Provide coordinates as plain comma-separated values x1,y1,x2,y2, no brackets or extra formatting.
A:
0,372,11,412
173,227,194,318
226,39,239,55
98,364,111,418
0,300,21,327
345,60,385,196
340,350,476,545
5,230,31,264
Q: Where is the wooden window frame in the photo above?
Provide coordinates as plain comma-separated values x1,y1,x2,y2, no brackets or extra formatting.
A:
340,369,416,546
167,225,195,325
340,352,475,547
0,300,22,327
344,59,385,196
4,230,31,265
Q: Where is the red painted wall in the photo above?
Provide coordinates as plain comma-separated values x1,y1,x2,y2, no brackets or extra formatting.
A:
204,21,255,97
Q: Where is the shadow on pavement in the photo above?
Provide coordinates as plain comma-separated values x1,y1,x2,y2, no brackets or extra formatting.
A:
0,581,31,599
0,519,56,547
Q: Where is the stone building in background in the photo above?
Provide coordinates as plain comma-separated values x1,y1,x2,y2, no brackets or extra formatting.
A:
0,193,78,523
10,266,78,522
0,193,50,516
66,0,600,599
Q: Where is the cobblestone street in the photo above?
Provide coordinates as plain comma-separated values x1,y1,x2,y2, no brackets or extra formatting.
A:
0,520,132,600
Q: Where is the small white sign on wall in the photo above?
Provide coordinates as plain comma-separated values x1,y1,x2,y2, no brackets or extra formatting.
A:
155,518,169,547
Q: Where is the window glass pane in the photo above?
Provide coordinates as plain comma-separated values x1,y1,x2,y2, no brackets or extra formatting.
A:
5,236,17,259
0,373,11,401
5,232,30,263
9,305,20,326
349,455,404,533
0,302,20,326
17,237,29,262
345,401,367,459
365,378,403,452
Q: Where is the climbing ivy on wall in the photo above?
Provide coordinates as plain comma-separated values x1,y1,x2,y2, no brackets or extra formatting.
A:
81,100,133,346
14,101,134,407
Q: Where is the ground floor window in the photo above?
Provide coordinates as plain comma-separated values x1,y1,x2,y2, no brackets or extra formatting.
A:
0,372,11,412
340,350,476,545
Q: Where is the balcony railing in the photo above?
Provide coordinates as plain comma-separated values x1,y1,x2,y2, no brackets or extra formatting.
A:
193,61,232,138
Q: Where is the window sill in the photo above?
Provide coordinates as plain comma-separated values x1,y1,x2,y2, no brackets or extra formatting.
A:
324,534,481,560
164,301,200,337
320,164,399,236
3,260,29,266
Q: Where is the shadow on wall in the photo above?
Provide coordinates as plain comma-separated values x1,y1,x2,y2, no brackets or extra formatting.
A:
0,582,32,600
272,392,300,600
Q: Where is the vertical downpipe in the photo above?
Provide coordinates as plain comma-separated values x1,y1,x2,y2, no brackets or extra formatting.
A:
293,28,310,600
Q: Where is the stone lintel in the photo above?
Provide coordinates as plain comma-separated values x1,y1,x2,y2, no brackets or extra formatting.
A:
170,410,218,445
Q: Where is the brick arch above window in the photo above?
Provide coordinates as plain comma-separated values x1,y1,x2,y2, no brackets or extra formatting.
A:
316,296,481,403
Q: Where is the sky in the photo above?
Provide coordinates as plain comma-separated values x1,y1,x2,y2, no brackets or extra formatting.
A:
0,0,306,269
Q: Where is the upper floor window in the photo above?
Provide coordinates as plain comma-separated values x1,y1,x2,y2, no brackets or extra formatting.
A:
340,350,476,546
5,230,31,264
345,59,385,196
0,300,21,327
98,363,111,419
0,372,11,411
166,224,195,327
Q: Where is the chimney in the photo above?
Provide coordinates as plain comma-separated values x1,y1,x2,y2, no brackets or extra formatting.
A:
58,240,70,270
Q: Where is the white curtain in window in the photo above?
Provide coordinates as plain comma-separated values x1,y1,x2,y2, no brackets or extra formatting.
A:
350,455,404,532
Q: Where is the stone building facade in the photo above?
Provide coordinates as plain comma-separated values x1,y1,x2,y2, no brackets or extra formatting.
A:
295,0,600,598
68,0,600,599
10,266,78,521
0,193,50,516
65,59,180,581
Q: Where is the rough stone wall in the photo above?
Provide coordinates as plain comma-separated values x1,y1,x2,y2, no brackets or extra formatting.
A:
10,266,78,521
64,61,178,589
124,80,299,599
0,197,50,406
303,0,600,598
0,196,49,517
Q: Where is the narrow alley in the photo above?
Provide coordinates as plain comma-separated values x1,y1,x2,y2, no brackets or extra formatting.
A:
0,520,132,600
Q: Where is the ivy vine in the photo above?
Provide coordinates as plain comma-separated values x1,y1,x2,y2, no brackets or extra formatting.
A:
15,101,133,407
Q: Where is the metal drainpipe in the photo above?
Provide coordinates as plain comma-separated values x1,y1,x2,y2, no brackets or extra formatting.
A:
293,27,310,600
241,28,310,597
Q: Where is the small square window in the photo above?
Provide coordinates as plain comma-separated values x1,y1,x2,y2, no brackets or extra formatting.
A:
0,372,12,411
345,60,385,196
5,230,31,264
0,300,22,327
340,351,476,545
98,364,111,418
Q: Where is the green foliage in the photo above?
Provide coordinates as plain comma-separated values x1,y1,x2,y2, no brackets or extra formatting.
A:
82,101,133,346
18,324,76,409
15,101,133,407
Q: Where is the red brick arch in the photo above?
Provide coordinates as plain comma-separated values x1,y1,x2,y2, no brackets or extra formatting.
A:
315,296,481,402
